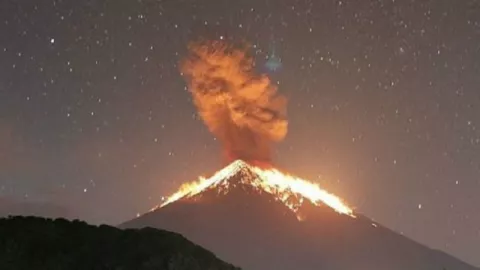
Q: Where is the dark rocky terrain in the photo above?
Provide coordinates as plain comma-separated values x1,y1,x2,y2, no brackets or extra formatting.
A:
0,216,240,270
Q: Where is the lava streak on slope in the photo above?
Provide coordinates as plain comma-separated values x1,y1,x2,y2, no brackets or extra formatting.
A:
153,160,354,219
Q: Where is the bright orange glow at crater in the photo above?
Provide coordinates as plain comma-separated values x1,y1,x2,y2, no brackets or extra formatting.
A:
152,160,355,218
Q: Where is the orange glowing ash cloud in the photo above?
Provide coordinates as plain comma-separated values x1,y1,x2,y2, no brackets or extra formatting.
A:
180,41,287,163
154,160,355,218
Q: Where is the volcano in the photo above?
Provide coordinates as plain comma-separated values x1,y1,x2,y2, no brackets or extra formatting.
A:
121,161,478,270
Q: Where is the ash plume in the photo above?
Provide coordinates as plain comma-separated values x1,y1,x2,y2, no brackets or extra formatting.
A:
180,41,288,162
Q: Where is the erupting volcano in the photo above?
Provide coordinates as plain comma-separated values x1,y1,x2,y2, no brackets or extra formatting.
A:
158,40,354,222
153,159,354,219
121,41,478,270
122,157,477,270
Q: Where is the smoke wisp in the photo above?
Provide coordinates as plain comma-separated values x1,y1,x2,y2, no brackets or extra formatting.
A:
180,41,288,162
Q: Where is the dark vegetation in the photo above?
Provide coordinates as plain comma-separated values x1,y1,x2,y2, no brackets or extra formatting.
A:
0,216,240,270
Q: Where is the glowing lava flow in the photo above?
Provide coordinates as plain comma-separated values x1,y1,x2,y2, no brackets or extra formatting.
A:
154,160,355,218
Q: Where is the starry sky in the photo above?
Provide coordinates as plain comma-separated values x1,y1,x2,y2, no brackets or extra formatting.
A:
1,0,479,266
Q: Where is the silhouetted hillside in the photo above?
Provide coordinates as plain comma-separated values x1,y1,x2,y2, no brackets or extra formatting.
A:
0,216,240,270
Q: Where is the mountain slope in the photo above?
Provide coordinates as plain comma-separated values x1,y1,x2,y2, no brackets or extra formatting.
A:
121,161,478,270
0,216,240,270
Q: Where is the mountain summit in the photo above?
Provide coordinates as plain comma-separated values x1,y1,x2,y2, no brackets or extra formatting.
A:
121,161,478,270
150,160,354,219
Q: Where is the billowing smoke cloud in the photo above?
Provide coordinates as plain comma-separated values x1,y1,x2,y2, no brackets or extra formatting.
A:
180,41,288,162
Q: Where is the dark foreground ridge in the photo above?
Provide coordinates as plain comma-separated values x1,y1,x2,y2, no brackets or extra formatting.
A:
0,216,240,270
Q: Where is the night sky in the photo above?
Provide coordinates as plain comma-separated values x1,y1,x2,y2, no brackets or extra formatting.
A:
1,0,479,266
